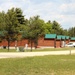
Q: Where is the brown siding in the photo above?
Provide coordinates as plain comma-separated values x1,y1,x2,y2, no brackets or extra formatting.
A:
0,37,71,48
10,41,15,46
70,40,75,42
44,39,55,47
0,39,28,47
28,43,35,47
38,37,55,47
17,39,28,46
56,40,61,48
65,40,70,44
1,40,8,46
38,37,44,46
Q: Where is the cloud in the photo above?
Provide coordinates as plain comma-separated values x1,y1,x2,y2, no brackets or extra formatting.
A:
0,1,18,12
60,3,75,15
0,0,75,29
58,3,75,28
25,2,53,16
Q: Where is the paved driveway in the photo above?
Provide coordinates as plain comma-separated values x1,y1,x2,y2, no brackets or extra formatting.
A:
0,50,75,59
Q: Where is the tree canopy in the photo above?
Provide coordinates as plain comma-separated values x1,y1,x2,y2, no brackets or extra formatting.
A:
0,7,75,51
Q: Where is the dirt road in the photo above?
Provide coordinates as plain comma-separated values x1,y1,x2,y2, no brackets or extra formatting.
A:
0,50,75,59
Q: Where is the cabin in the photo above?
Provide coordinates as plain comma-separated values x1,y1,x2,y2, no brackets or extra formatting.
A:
65,36,70,44
0,33,75,49
56,35,70,48
38,34,56,48
56,35,62,48
70,37,75,42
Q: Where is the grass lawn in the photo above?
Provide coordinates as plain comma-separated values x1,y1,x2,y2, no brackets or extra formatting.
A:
0,49,16,52
33,47,75,52
0,55,75,75
0,47,75,52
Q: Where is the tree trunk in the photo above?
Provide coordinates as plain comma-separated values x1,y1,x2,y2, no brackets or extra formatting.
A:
34,39,38,49
31,40,33,52
8,40,10,52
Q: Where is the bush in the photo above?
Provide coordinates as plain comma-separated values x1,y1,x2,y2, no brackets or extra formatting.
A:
19,46,24,52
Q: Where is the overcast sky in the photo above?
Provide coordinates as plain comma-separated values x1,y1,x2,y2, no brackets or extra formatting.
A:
0,0,75,29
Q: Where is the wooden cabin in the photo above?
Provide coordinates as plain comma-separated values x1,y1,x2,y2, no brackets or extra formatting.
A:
38,34,57,48
70,37,75,42
56,35,62,48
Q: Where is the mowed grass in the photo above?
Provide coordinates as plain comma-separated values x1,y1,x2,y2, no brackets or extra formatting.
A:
0,49,16,52
0,55,75,75
0,47,75,52
33,47,75,52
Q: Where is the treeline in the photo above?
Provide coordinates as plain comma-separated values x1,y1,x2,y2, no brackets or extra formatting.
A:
0,7,74,51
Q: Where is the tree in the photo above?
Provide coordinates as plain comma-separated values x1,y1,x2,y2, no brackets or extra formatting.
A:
0,11,6,42
15,8,26,25
63,29,68,36
68,27,75,37
51,20,64,35
23,15,45,51
4,8,20,51
0,11,6,31
43,20,52,34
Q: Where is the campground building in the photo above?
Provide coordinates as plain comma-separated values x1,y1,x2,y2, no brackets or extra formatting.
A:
38,34,70,48
0,34,75,49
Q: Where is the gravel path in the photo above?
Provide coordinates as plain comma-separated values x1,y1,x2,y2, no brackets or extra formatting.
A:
0,50,75,59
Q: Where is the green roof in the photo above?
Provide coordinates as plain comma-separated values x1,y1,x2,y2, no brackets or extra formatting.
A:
66,36,70,39
70,37,75,40
57,35,62,40
45,34,56,39
61,36,66,40
56,35,66,40
45,34,70,40
57,35,70,40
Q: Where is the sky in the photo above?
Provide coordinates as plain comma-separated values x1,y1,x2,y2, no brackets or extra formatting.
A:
0,0,75,29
